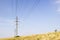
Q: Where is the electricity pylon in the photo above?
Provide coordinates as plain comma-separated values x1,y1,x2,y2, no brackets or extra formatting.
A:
15,0,19,37
15,16,19,37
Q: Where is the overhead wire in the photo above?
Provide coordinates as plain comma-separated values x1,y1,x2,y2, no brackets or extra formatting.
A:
15,0,18,16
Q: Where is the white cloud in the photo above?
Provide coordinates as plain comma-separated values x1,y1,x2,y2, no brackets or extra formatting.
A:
54,0,60,13
55,0,60,4
56,8,60,12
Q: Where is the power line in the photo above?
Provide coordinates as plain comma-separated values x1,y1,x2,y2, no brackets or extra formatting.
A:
15,0,18,16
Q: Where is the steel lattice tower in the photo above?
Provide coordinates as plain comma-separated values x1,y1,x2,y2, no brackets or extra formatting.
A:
15,16,19,36
15,0,19,37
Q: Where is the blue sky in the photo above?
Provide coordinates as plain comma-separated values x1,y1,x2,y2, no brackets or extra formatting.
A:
0,0,60,38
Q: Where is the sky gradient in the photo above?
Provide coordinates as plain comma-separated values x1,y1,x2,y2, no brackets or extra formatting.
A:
0,0,60,38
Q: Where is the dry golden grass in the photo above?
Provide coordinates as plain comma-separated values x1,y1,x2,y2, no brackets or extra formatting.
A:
0,31,60,40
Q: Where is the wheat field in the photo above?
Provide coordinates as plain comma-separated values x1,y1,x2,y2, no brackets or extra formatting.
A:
0,32,60,40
